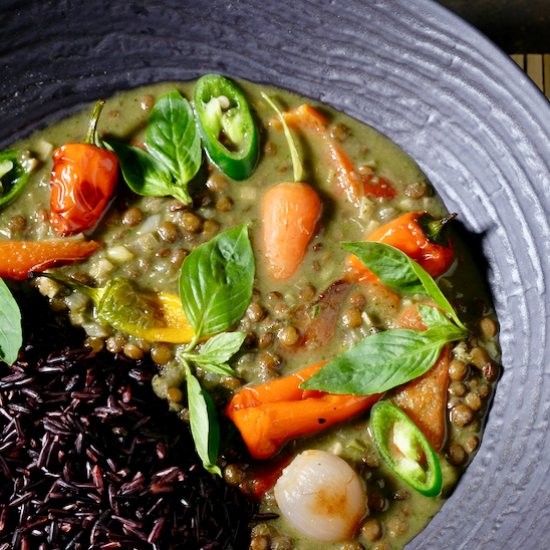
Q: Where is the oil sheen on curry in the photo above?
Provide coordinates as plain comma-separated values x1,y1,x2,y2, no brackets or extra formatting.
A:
0,75,500,549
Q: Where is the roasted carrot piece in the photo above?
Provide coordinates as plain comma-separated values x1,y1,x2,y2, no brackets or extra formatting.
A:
0,240,101,280
227,361,380,459
281,104,396,203
395,304,428,330
281,103,330,131
392,304,450,451
260,182,321,280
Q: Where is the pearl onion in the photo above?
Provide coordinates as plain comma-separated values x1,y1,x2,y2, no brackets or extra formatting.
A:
274,449,367,542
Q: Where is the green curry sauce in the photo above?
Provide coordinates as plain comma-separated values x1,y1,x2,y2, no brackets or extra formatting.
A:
0,78,500,549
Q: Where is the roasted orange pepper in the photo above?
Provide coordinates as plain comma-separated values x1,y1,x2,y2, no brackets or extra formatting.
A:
226,362,381,459
50,100,118,236
0,240,100,280
347,211,455,282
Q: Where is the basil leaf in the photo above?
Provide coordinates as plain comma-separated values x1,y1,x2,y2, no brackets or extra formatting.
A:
197,331,246,363
343,241,465,329
146,91,202,200
106,139,194,203
192,361,236,377
184,363,221,476
0,150,31,209
181,331,246,376
301,324,466,395
342,242,424,294
409,260,466,330
0,279,22,365
418,304,453,328
179,225,254,338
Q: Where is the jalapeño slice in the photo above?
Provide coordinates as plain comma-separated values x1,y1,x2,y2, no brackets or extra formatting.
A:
370,400,442,497
194,74,259,180
0,150,31,209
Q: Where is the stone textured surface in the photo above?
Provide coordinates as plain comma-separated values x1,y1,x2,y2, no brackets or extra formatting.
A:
1,0,550,548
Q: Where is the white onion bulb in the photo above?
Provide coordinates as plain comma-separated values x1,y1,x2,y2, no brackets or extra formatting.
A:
274,449,367,542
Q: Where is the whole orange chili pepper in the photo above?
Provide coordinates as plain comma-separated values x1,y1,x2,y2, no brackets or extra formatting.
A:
50,100,118,236
347,211,455,282
0,239,101,280
226,362,381,459
260,95,322,281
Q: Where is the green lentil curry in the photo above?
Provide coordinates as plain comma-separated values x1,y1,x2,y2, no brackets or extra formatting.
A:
0,77,500,549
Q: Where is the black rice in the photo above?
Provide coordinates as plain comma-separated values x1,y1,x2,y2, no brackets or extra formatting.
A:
0,292,255,549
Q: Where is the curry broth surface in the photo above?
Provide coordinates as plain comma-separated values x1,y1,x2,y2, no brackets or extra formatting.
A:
0,79,499,549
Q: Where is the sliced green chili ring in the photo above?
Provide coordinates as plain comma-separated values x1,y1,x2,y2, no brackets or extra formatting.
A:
370,400,442,497
194,74,259,180
0,150,31,209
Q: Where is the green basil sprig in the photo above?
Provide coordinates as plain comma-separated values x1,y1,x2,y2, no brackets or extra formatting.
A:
0,279,22,365
146,91,202,195
179,224,254,339
417,303,451,327
183,362,221,475
0,150,31,209
342,241,466,330
180,331,246,377
301,306,465,395
107,91,201,204
177,225,255,475
105,139,186,201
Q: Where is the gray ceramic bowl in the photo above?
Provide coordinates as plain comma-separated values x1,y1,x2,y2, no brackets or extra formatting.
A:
1,1,549,548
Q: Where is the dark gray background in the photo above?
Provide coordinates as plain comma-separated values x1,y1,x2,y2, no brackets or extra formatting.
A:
439,0,550,52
